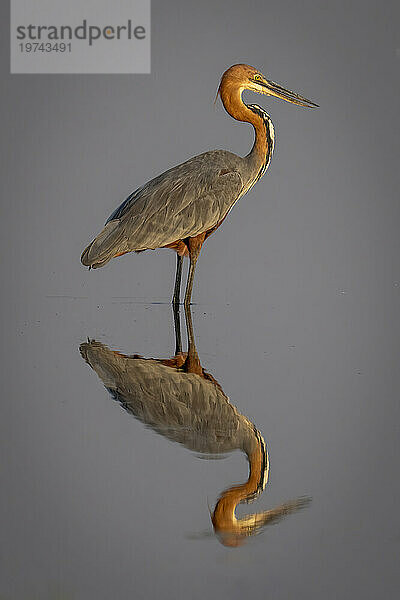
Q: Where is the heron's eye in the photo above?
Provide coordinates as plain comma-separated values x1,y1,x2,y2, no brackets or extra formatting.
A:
254,74,263,82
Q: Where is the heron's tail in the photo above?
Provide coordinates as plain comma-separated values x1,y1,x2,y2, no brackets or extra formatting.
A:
81,220,125,269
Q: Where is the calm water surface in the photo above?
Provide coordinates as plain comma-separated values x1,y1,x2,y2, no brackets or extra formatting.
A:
2,289,399,599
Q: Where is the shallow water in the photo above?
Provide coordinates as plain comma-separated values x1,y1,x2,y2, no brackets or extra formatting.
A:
3,288,400,599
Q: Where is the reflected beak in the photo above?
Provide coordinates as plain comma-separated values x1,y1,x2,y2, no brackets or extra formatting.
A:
258,78,319,108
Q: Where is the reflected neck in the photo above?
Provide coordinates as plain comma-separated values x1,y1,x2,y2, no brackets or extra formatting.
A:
212,429,268,537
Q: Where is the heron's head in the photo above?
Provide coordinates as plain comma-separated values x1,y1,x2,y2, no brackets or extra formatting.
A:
218,64,318,108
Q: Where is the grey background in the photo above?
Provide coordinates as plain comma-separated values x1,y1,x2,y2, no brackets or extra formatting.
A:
1,0,399,599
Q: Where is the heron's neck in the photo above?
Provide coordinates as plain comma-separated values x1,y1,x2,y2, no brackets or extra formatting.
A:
219,84,275,182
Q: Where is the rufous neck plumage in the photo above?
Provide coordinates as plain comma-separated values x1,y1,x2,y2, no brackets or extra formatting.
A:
218,77,274,179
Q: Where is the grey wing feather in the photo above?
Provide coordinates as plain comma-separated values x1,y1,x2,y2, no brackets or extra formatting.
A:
81,220,125,268
125,169,243,250
105,183,146,224
81,151,244,268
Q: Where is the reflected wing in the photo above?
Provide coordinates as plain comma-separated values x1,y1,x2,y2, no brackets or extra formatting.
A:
79,340,252,456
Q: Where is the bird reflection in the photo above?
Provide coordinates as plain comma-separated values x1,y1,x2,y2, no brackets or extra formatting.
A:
80,305,310,547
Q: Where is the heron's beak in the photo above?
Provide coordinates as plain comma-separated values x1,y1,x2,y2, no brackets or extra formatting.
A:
258,79,318,108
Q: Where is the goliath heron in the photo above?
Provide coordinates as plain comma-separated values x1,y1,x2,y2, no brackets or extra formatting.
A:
80,304,310,547
81,64,318,305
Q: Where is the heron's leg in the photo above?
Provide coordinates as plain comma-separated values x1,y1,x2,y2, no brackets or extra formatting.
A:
172,253,183,305
184,235,205,307
184,254,198,307
172,300,182,355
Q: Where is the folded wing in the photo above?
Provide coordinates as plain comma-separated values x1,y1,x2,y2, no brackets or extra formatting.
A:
81,151,243,269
